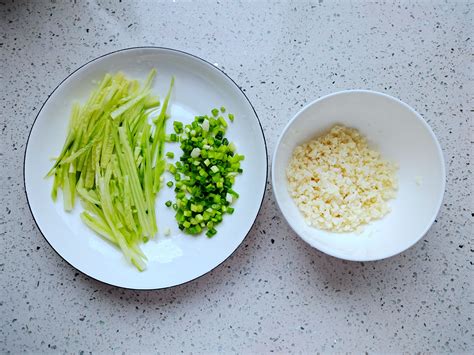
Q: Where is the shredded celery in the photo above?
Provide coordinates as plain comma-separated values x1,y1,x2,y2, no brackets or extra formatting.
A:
47,70,173,271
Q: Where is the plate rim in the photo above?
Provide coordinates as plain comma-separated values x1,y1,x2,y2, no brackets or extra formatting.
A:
23,46,268,290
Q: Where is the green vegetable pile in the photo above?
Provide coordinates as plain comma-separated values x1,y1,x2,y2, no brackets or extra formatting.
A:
47,69,173,271
167,108,244,237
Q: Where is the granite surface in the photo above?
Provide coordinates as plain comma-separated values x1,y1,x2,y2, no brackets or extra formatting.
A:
1,0,473,353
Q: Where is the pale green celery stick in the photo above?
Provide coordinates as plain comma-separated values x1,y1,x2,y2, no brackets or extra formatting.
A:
61,103,81,150
152,159,165,194
51,165,63,201
130,243,147,260
106,79,128,107
118,79,140,104
117,226,134,246
101,122,115,169
142,68,157,92
110,155,122,180
113,199,133,242
100,120,112,168
125,106,143,133
46,103,82,177
59,140,94,165
68,170,76,209
101,81,119,106
135,155,143,170
158,126,166,157
115,149,153,239
92,75,117,107
130,111,149,136
121,122,134,156
133,145,141,161
79,157,88,186
88,189,99,203
75,118,105,173
114,220,124,230
51,177,58,201
131,258,146,272
116,127,153,237
71,127,86,171
79,150,90,188
110,179,120,200
122,175,138,233
85,110,107,143
76,103,96,142
138,125,151,178
62,164,73,211
140,123,151,150
84,151,95,189
98,173,142,267
76,184,100,205
89,74,112,105
84,74,117,128
151,77,174,158
93,96,114,120
122,95,144,119
110,92,148,119
78,107,106,159
92,105,116,130
80,211,117,245
143,96,160,109
84,90,116,134
97,172,146,270
81,200,106,222
73,111,94,171
115,77,131,100
153,116,167,160
151,77,174,193
138,158,145,183
143,140,157,234
69,160,76,174
126,79,140,96
91,140,101,171
150,119,164,160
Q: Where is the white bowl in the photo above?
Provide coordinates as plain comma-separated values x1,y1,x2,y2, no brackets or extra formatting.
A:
272,90,445,261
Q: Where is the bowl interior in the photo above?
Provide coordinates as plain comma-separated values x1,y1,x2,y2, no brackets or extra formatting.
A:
25,48,267,289
272,91,445,261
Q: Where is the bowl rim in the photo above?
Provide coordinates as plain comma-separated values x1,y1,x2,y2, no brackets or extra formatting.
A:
271,89,446,262
23,46,268,290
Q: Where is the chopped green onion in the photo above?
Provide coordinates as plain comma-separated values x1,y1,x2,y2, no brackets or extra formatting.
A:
173,121,183,134
190,148,201,158
206,227,217,238
167,108,243,236
218,116,227,128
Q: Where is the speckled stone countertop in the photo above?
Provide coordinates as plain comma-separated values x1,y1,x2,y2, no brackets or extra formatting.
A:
1,1,472,353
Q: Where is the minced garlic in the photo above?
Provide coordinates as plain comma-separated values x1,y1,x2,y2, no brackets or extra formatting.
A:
286,125,398,232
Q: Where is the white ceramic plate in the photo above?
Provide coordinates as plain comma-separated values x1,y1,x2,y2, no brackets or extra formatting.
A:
272,90,445,261
25,47,267,289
